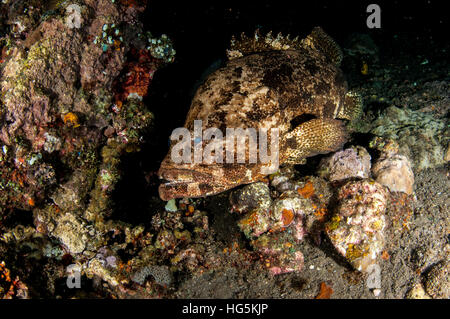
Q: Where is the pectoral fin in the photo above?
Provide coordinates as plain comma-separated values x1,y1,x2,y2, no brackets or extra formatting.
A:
302,26,343,66
338,91,363,121
281,118,348,164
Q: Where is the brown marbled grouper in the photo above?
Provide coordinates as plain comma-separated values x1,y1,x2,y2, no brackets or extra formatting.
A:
158,27,362,201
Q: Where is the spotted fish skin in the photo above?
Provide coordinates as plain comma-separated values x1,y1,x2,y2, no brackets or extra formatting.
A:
158,27,362,201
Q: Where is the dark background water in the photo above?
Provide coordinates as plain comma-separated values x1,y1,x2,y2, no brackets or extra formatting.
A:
113,0,448,221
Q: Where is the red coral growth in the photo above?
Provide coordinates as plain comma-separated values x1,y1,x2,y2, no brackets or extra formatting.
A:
113,49,160,108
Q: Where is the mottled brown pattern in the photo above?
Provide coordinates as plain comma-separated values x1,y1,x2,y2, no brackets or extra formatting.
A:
158,27,362,201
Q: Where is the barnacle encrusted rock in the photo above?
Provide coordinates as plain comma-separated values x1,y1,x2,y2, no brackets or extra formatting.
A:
326,180,388,272
158,26,363,200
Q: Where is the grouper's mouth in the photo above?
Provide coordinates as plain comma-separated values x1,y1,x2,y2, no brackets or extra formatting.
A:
157,165,221,200
158,168,209,184
159,179,181,187
158,179,216,201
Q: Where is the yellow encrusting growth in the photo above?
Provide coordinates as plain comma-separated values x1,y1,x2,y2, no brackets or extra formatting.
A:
345,243,369,261
361,61,369,75
63,112,80,128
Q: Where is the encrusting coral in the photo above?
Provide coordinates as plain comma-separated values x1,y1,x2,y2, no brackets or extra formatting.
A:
0,0,177,297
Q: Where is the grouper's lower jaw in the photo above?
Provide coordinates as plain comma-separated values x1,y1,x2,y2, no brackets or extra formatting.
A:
157,164,218,184
158,182,185,201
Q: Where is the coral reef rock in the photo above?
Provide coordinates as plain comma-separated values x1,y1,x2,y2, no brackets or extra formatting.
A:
318,146,371,181
230,172,333,275
251,232,304,275
370,106,449,171
230,182,272,215
372,153,414,195
230,183,312,274
0,0,177,297
0,0,173,216
325,180,388,272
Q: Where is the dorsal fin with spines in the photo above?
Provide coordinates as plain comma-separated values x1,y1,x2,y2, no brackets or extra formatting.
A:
227,27,342,67
226,29,304,60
